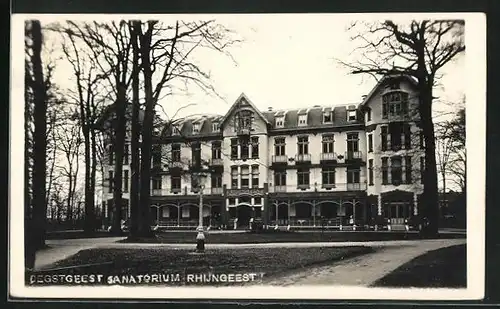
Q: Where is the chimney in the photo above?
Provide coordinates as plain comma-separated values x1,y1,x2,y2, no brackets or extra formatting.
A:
268,107,273,111
362,95,368,101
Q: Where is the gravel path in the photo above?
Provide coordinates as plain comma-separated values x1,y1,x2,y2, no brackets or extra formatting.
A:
262,239,466,286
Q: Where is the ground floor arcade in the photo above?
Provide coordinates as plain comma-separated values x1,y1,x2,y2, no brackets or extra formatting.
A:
102,189,422,230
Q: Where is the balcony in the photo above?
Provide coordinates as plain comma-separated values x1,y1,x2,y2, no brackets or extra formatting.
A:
271,155,288,165
295,153,312,163
268,183,367,193
211,187,223,195
320,152,338,162
345,151,363,161
210,158,224,166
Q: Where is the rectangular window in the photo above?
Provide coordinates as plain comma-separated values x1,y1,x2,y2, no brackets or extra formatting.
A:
275,117,284,128
231,166,238,188
368,159,374,185
171,174,181,190
391,157,402,185
297,136,309,155
298,114,307,126
275,137,286,156
347,168,360,183
404,125,412,149
172,143,181,162
347,110,357,121
322,135,334,153
123,144,129,165
231,138,238,159
346,132,359,152
192,123,200,134
382,100,388,119
211,173,222,188
108,171,114,193
274,170,287,186
297,168,310,187
109,145,114,165
381,126,388,151
389,122,403,150
368,134,373,153
251,137,259,159
212,141,221,159
322,167,336,186
405,156,412,184
419,131,425,149
191,175,200,191
367,108,372,121
323,112,332,123
212,122,219,132
251,165,259,188
153,177,162,190
241,166,250,188
420,157,425,184
382,157,389,185
152,145,162,168
123,170,129,193
191,142,201,168
240,138,249,160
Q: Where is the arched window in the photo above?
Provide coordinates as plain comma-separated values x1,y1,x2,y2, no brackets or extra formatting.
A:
382,92,409,119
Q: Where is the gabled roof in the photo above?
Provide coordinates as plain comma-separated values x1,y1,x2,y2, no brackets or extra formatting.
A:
219,93,271,127
359,74,418,110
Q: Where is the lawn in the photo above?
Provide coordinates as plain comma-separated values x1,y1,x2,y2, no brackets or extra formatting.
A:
120,230,465,244
27,246,373,286
372,244,467,288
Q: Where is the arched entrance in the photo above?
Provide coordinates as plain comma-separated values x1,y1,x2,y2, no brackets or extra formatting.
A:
277,203,289,225
236,205,253,228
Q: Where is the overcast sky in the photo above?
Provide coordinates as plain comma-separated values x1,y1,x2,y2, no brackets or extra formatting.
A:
39,14,465,121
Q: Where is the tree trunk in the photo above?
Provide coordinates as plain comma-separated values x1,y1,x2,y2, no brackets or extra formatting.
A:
129,21,141,237
30,20,48,252
111,84,127,235
82,125,94,234
90,127,98,230
138,28,155,237
418,82,440,237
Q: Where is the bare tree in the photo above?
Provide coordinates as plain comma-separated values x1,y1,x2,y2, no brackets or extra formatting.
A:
25,20,54,268
339,20,465,236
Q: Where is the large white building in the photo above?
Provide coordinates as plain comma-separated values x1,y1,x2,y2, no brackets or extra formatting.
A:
101,75,425,230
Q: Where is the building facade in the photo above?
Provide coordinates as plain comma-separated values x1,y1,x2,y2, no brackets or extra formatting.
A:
101,75,425,230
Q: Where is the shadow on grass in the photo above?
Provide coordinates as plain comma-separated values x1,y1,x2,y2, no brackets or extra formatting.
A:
26,246,374,286
372,244,467,288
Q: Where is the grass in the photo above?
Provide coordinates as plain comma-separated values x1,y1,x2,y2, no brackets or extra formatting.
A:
119,230,465,244
27,246,373,286
372,244,467,288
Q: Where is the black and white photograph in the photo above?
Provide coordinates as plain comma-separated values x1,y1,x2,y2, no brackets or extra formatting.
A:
9,13,485,300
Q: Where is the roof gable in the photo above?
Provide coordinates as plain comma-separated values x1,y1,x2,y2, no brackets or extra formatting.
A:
219,93,270,127
359,74,418,110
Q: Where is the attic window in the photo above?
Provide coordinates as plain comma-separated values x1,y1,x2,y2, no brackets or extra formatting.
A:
212,122,219,132
275,116,284,128
347,110,357,122
385,79,400,90
298,114,307,126
172,125,180,136
192,123,200,134
323,112,332,123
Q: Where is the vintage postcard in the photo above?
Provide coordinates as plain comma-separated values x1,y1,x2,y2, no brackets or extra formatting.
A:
9,12,485,301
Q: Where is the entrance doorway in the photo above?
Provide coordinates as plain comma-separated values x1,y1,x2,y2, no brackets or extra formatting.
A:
237,205,252,228
385,202,410,225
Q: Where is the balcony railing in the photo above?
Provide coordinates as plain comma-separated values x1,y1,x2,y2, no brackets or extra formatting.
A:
320,152,338,162
272,155,288,164
345,151,363,160
295,153,312,163
268,183,367,193
211,187,223,195
210,158,224,166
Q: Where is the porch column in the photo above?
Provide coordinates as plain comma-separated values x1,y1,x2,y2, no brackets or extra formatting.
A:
263,183,269,227
177,203,180,227
413,193,418,216
352,199,356,219
287,199,291,223
377,195,382,216
312,200,316,227
275,203,279,225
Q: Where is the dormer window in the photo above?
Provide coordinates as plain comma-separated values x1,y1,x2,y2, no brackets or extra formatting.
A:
298,114,307,126
212,122,219,132
192,122,200,134
172,125,180,136
347,110,357,122
275,116,284,128
323,112,332,123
